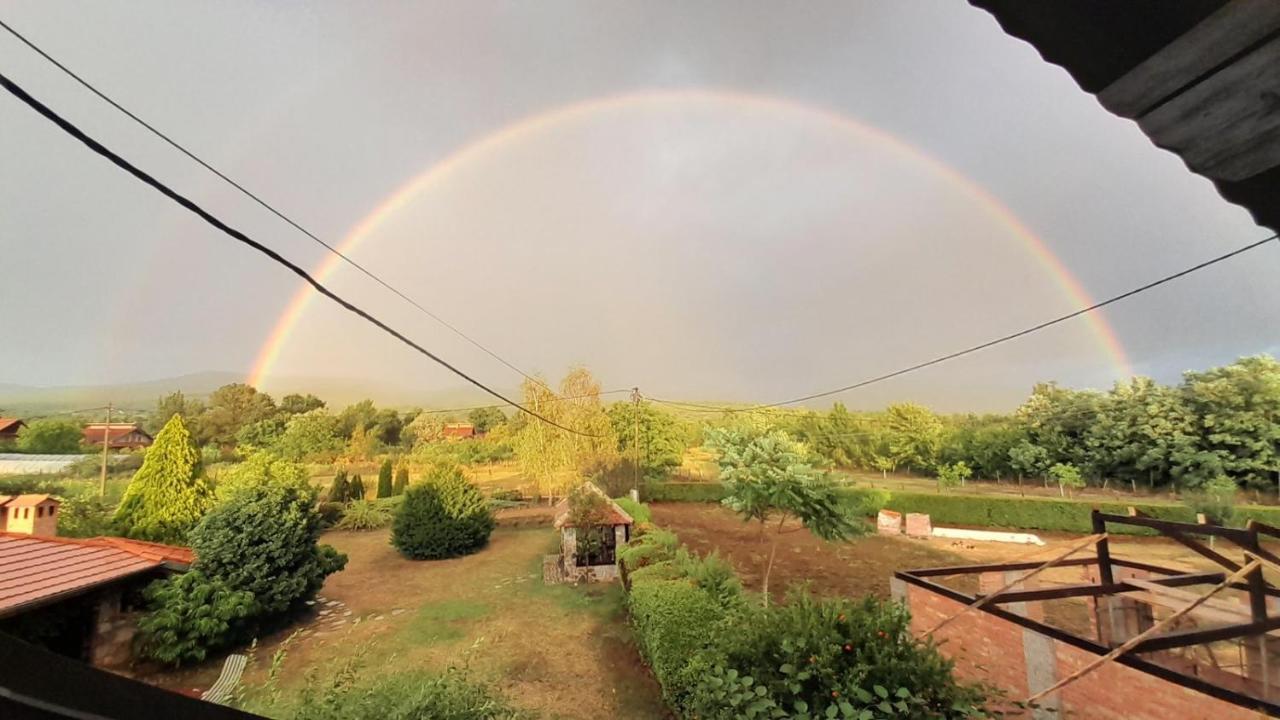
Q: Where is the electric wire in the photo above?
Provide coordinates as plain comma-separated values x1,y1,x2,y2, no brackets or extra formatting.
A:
0,71,600,437
0,18,546,388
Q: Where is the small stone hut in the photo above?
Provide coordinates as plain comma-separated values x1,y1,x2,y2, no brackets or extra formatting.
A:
548,483,633,583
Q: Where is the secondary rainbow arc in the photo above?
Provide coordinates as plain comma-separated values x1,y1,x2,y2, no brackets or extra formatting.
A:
248,89,1131,391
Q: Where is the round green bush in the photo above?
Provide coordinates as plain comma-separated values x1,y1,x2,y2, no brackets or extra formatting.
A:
391,466,495,560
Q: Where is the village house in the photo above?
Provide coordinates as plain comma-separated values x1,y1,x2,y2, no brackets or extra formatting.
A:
0,418,26,444
81,422,153,450
546,483,633,583
0,495,192,667
441,421,476,440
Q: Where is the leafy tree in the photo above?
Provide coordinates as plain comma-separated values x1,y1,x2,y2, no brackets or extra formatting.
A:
708,428,861,605
468,406,506,434
275,410,342,461
149,391,205,435
114,415,213,543
870,455,896,479
936,461,972,491
337,399,378,438
1179,356,1280,491
392,466,409,495
189,481,348,616
405,412,446,445
370,408,404,446
349,474,365,501
56,493,114,538
235,417,285,450
1009,439,1049,484
326,469,350,503
1048,462,1085,498
135,571,256,666
199,383,277,447
16,419,83,454
377,459,393,499
607,400,688,481
279,393,325,416
216,451,310,502
884,403,943,473
347,423,375,461
391,464,495,560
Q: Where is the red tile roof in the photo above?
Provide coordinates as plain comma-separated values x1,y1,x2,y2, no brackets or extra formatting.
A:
554,483,634,529
1,494,55,508
81,424,151,445
0,533,193,618
0,418,24,435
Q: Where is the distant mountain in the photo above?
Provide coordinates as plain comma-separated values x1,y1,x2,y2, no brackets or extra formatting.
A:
0,371,504,414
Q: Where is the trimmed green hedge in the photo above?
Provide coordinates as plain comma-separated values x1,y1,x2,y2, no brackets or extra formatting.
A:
644,481,1280,535
643,481,727,502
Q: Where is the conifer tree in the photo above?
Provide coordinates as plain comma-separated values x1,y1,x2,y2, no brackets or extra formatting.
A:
377,459,394,498
349,474,365,501
326,469,350,503
114,415,214,543
393,466,409,496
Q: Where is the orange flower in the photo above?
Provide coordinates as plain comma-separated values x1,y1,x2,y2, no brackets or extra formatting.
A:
832,691,840,698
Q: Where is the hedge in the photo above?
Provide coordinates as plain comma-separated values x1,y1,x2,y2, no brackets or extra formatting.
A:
644,481,1280,535
627,578,726,695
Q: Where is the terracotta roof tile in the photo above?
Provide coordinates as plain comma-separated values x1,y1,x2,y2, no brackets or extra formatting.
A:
0,418,23,433
3,494,55,508
0,533,193,617
553,483,634,529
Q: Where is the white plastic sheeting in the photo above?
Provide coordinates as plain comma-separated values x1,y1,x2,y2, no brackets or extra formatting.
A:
0,453,88,475
931,526,1046,546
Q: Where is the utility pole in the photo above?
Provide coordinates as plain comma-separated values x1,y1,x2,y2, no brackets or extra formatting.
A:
631,387,641,497
99,402,112,498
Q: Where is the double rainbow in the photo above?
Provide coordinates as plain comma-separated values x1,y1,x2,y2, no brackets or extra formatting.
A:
248,89,1130,390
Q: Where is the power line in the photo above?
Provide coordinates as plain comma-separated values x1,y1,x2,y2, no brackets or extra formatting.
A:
415,388,632,415
0,71,600,437
0,18,545,387
654,232,1279,414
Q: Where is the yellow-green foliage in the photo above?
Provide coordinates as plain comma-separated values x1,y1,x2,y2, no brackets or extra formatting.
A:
114,415,213,544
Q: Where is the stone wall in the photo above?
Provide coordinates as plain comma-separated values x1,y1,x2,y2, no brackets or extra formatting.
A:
89,589,140,669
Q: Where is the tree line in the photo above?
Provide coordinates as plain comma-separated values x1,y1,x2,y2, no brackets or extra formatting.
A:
784,355,1279,493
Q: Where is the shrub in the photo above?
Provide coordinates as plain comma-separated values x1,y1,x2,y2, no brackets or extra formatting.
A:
644,481,727,502
391,465,494,560
626,578,725,699
16,418,83,453
1048,462,1085,497
617,528,678,571
686,592,987,719
135,571,256,666
56,493,115,538
316,502,344,528
349,474,366,501
1186,476,1238,526
216,452,310,501
0,475,65,496
113,414,214,543
377,459,394,499
613,496,651,524
336,499,393,531
190,483,348,617
672,548,743,607
936,461,972,490
393,466,409,496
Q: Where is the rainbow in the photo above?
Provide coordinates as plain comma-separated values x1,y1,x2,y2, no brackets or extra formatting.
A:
248,89,1131,389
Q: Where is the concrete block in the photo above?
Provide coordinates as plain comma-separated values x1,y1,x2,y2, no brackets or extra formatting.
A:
904,513,932,538
877,510,903,536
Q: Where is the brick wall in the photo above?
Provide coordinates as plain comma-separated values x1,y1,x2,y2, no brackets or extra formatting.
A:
895,580,1268,720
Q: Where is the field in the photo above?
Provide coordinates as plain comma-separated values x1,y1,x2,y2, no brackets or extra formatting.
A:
649,502,1263,603
156,526,665,720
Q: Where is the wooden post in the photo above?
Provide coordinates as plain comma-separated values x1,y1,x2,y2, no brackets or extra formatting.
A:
99,402,112,498
1093,510,1114,585
924,533,1105,637
1026,559,1264,706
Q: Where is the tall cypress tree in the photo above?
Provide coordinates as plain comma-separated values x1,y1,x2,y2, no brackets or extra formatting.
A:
377,459,394,498
393,466,409,496
114,414,213,543
349,474,365,501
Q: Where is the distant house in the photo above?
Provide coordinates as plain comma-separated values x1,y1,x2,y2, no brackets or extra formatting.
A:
0,494,193,667
81,423,153,450
441,422,476,440
0,418,25,444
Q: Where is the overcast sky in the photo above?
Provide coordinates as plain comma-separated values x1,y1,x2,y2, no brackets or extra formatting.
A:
1,1,1276,411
